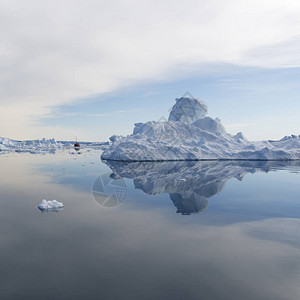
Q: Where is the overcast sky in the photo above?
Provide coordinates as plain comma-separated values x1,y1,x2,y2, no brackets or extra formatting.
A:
1,0,300,141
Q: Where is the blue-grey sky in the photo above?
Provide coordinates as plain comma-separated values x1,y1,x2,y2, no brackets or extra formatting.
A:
0,0,300,141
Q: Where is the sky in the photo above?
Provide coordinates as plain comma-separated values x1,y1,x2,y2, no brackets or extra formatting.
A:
0,0,300,142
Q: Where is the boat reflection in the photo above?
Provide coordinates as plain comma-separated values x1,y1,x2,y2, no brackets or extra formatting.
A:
104,160,300,215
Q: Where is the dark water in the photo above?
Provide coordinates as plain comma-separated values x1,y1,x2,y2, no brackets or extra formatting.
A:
1,149,300,300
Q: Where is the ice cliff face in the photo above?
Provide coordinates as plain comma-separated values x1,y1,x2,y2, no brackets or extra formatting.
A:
101,96,300,161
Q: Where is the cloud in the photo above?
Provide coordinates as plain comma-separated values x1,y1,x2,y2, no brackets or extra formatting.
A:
245,35,300,67
1,0,300,139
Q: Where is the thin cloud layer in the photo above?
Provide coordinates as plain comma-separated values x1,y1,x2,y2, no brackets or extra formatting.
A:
1,0,300,139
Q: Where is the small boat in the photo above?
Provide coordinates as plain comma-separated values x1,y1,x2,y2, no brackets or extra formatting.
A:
74,137,80,150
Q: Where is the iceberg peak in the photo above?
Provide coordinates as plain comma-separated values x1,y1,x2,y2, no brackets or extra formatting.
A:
168,97,207,124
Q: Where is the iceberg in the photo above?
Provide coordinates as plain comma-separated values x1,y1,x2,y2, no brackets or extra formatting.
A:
0,137,65,154
101,96,300,161
38,199,64,211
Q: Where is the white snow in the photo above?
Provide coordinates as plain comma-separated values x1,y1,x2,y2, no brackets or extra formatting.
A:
38,199,64,211
0,138,64,154
101,96,300,161
168,97,208,123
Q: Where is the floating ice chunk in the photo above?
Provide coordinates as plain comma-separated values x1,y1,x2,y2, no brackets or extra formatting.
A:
38,199,64,211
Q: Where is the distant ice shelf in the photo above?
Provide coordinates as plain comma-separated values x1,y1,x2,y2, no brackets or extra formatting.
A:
0,138,109,154
0,137,64,154
101,96,300,161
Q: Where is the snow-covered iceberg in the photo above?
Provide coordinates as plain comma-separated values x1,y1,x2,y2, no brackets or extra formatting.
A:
101,96,300,161
38,199,64,212
0,137,64,154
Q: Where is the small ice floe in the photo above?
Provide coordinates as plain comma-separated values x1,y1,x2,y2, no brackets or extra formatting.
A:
38,199,64,212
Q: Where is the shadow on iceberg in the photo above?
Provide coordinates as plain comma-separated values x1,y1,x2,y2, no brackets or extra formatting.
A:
104,160,300,215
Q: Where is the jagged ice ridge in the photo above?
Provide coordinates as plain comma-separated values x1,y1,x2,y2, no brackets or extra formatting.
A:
101,96,300,161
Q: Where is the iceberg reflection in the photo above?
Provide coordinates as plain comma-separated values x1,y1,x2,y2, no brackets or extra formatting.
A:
104,160,300,215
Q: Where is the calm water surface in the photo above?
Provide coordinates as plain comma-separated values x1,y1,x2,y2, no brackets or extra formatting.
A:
1,148,300,300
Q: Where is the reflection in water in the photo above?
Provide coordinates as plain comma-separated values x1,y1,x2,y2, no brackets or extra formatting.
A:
1,152,300,299
38,207,64,213
105,160,300,215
